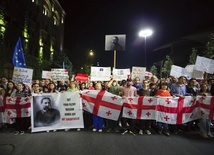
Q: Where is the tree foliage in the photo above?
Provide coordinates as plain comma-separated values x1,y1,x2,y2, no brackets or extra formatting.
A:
188,48,197,65
162,55,173,77
150,65,157,75
203,33,214,59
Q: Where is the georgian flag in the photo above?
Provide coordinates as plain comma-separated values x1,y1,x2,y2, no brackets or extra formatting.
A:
156,96,201,124
122,96,156,120
81,90,123,121
4,97,31,118
197,96,214,120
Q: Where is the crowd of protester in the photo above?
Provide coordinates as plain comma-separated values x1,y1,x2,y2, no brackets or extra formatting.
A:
0,75,214,138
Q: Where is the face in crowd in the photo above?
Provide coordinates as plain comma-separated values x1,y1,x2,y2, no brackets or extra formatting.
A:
95,83,102,90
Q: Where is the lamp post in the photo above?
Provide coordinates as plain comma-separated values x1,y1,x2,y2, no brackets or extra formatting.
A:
89,50,94,56
139,29,153,68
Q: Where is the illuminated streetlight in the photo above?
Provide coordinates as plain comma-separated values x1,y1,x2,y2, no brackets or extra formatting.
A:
89,50,94,56
139,29,153,68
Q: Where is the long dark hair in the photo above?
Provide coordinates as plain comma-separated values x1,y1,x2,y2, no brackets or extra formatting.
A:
4,81,16,97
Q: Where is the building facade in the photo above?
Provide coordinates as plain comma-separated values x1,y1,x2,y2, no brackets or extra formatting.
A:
0,0,65,78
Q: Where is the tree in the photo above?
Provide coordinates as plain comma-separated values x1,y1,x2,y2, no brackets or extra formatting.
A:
150,65,157,75
162,55,173,77
52,51,73,77
188,48,197,65
203,33,214,59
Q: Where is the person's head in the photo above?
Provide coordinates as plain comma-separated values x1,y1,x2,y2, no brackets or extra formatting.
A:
1,77,7,84
200,84,209,93
39,80,45,87
41,97,52,111
160,82,168,90
112,80,118,86
95,82,102,90
178,76,186,84
126,78,133,87
170,76,177,83
16,82,24,91
142,80,149,87
7,81,16,90
80,82,86,90
44,79,50,86
69,81,78,89
32,83,40,91
48,82,56,91
134,77,141,84
112,36,119,44
188,78,197,86
149,83,156,90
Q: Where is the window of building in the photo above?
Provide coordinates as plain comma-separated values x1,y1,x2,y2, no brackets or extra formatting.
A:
43,5,49,16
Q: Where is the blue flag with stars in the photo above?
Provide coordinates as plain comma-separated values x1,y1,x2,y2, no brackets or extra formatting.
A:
12,37,26,68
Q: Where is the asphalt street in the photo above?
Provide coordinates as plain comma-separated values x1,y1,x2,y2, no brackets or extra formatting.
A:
0,126,213,155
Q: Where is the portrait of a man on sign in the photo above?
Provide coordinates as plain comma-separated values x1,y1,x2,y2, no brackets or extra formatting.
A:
105,34,126,51
33,96,60,127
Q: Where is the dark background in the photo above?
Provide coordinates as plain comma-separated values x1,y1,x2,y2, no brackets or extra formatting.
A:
58,0,214,70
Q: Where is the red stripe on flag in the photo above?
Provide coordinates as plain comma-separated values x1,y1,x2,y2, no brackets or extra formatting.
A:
123,96,156,120
5,97,31,118
0,106,4,112
156,97,199,124
82,91,121,115
198,96,214,119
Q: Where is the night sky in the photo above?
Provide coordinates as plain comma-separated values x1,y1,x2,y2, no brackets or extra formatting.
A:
58,0,214,70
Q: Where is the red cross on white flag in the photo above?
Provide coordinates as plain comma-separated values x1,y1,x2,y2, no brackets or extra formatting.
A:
122,96,156,120
197,96,214,120
81,90,123,121
156,96,201,124
4,97,31,118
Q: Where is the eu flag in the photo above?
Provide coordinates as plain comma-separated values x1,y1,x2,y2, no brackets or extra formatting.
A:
12,37,26,68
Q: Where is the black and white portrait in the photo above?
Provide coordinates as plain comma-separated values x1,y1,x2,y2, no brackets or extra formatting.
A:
105,34,126,51
33,96,60,127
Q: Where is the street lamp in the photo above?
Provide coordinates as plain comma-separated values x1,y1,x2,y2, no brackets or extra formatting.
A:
139,29,153,68
89,50,94,56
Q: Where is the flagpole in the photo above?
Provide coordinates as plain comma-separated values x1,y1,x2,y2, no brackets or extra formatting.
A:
114,50,116,68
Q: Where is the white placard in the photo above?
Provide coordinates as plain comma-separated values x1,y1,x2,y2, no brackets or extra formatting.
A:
51,69,69,81
131,66,146,82
170,65,186,78
12,67,33,85
90,66,111,81
42,70,52,79
31,92,84,132
194,56,214,74
112,68,130,81
185,65,204,79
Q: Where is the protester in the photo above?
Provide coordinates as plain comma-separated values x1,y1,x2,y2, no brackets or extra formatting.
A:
92,82,104,132
14,82,31,135
106,78,122,133
121,78,138,135
138,80,152,135
155,82,171,136
66,81,80,131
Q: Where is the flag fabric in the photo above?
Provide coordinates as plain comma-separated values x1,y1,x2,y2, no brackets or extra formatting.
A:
4,97,31,118
156,96,201,124
197,96,214,120
12,37,26,68
75,73,88,82
122,96,156,120
145,71,153,77
81,90,123,121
